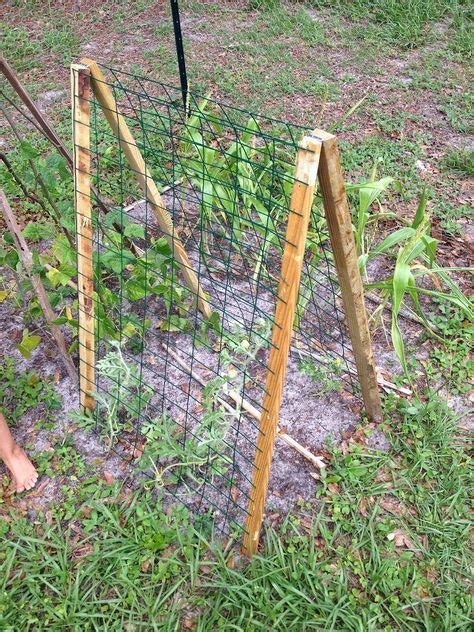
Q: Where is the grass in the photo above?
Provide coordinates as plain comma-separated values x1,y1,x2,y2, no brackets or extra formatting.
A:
340,133,425,191
0,395,471,629
0,0,472,627
443,148,474,177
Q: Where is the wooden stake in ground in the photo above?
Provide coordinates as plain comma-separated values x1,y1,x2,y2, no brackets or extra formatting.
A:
72,64,95,412
79,58,212,320
314,129,382,422
243,136,322,556
0,189,77,383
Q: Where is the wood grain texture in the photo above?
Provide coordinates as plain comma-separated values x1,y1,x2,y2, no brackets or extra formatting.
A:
72,64,95,412
243,136,322,556
80,58,211,320
313,128,382,422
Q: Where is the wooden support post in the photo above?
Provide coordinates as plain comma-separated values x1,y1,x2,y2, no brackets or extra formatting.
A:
80,58,212,320
72,64,95,412
243,136,322,556
314,129,382,422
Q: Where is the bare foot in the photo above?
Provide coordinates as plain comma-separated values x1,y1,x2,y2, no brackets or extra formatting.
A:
4,445,38,493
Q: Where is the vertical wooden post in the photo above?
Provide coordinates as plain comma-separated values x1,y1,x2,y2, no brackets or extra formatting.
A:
314,129,382,422
243,136,322,556
72,64,95,412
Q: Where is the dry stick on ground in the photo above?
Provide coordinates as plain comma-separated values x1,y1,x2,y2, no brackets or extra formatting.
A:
80,58,212,320
365,291,440,333
0,188,78,383
292,342,412,396
163,344,326,471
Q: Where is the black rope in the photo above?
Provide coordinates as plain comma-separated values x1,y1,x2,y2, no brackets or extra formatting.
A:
170,0,189,113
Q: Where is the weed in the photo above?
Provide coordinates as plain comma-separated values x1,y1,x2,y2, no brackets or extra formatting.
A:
340,134,425,190
42,25,80,62
434,200,471,237
438,91,474,134
443,147,474,177
299,356,343,394
0,355,61,423
0,25,41,72
35,436,87,479
141,319,271,490
82,341,152,445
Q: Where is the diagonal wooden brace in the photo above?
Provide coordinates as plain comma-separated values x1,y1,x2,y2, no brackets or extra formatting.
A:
243,135,322,556
80,58,212,320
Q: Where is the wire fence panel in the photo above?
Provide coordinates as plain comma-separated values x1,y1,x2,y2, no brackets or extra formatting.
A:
72,62,362,539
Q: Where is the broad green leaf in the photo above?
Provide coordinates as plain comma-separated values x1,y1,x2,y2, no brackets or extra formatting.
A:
17,331,41,359
124,223,145,239
411,187,428,228
19,140,39,160
22,222,56,241
368,227,416,260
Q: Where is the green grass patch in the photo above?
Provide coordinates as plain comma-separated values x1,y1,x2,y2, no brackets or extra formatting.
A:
0,394,471,629
0,24,42,72
340,133,425,189
443,147,474,177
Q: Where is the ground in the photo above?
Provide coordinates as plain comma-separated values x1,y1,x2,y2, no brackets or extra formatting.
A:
0,1,472,629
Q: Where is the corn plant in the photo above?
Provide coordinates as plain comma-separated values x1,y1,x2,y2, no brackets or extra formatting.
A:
348,177,473,374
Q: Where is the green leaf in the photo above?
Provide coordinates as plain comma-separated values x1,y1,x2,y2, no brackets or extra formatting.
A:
51,317,68,325
160,315,189,332
368,227,416,261
124,223,145,239
390,254,411,374
17,331,41,359
47,266,75,287
411,187,428,229
19,140,39,160
22,222,56,241
39,165,57,190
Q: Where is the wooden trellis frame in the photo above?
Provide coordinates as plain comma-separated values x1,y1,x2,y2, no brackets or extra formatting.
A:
243,130,382,555
71,62,381,554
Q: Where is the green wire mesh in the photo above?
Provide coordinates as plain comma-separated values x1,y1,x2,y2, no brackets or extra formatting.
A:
73,63,361,536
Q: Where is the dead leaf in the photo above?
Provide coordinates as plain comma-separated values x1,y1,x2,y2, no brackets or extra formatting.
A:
181,613,197,631
103,470,115,486
387,529,420,555
133,444,144,459
26,478,49,498
79,505,92,518
379,496,408,516
359,496,372,517
73,543,94,559
141,559,151,573
53,370,60,384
